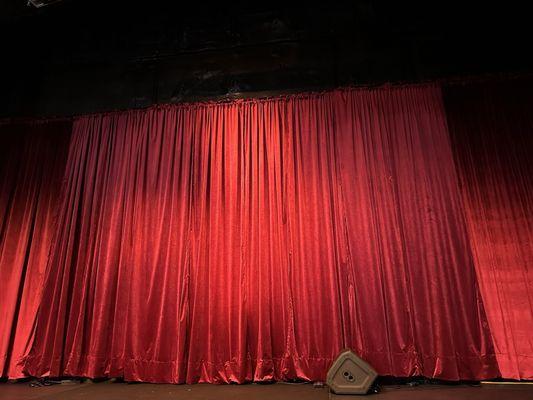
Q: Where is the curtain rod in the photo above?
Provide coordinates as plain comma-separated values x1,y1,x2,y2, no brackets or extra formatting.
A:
1,71,531,124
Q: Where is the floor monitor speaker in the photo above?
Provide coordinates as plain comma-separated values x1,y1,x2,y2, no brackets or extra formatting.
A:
326,349,377,395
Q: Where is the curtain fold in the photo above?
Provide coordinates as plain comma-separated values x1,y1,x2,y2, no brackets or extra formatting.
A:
443,80,533,380
22,85,499,383
0,121,71,378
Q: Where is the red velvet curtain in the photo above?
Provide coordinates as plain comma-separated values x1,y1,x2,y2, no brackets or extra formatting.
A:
22,85,498,383
0,121,71,378
444,81,533,380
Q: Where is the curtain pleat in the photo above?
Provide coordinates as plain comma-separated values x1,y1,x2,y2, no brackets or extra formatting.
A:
0,122,71,378
444,80,533,380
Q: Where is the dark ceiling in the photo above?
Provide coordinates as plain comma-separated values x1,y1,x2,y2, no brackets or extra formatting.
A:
1,1,532,117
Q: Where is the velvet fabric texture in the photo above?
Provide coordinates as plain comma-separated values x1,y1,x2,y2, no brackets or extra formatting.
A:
444,81,533,380
18,85,499,383
0,122,71,377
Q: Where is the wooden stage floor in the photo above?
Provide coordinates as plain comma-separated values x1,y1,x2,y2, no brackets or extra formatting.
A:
1,381,532,400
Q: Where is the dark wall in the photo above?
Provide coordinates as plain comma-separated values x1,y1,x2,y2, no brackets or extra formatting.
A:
1,1,532,117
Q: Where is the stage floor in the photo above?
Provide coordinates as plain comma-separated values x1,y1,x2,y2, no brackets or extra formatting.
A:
0,381,532,400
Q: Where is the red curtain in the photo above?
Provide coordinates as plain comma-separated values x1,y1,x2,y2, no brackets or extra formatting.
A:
22,85,499,383
444,81,533,380
0,122,71,378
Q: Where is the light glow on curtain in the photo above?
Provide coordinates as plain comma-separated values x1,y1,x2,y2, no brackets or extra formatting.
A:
0,122,70,378
444,81,533,380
